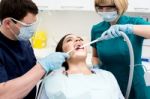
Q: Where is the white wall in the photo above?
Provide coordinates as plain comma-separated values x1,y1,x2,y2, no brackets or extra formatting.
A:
36,11,100,51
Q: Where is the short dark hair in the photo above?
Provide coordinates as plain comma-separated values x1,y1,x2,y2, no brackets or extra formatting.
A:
55,34,71,70
0,0,38,21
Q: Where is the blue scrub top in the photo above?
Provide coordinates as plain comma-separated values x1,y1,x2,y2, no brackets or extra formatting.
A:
0,32,37,99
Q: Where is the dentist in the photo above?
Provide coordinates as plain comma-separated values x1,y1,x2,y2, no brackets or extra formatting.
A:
0,0,68,99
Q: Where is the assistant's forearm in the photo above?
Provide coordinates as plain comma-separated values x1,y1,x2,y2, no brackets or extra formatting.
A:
133,25,150,39
0,64,45,99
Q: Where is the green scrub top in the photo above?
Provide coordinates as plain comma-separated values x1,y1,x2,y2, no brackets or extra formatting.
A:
91,15,150,99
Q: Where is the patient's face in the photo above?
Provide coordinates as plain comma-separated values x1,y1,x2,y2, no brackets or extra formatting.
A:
62,34,87,58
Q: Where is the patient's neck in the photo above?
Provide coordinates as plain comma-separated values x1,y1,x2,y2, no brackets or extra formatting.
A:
67,58,91,75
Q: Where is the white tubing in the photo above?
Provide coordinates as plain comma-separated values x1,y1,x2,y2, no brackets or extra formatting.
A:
36,73,48,99
119,31,134,99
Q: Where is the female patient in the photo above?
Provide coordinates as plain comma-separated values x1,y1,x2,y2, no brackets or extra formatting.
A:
41,34,124,99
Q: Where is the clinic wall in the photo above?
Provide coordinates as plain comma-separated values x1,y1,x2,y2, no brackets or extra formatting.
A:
37,11,100,51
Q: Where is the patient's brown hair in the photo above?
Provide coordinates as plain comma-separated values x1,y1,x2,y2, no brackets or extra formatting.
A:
55,34,71,70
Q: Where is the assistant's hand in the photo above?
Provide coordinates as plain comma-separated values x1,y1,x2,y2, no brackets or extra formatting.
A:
38,52,69,73
101,24,133,39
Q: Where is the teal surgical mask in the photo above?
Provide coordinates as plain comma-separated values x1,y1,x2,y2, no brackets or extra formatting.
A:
97,11,118,22
10,18,37,41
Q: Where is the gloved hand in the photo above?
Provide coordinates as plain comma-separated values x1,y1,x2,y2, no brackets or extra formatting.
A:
38,52,69,73
101,24,133,39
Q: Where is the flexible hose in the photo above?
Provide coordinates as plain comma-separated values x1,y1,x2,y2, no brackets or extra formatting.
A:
36,72,48,99
119,31,134,99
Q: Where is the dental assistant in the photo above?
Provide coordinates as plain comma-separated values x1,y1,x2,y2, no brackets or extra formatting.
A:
91,0,150,99
0,0,68,99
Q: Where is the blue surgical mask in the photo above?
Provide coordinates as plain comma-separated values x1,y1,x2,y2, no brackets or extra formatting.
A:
10,18,37,41
17,24,37,41
97,11,118,22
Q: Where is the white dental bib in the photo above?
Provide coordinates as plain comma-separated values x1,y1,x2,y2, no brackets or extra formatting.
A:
43,68,124,99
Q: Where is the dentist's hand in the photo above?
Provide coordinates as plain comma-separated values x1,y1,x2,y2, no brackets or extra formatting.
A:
101,24,133,39
38,52,69,73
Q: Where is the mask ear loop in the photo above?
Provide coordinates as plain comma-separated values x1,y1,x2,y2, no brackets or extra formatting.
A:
8,24,18,40
9,18,24,39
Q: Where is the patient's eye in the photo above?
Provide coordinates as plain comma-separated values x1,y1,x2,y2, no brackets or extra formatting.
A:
79,38,83,41
66,38,72,42
65,37,83,43
77,37,84,42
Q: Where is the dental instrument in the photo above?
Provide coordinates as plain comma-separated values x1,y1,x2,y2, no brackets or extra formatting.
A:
79,35,109,48
66,35,109,54
36,31,134,99
67,49,74,54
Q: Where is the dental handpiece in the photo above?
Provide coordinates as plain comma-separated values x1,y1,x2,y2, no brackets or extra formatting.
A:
79,35,109,48
66,40,99,55
66,35,109,54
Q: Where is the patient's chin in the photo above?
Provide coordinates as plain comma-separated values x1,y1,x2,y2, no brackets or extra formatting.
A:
73,52,87,58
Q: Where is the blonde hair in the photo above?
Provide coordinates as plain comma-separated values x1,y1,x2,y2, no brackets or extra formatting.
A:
95,0,128,15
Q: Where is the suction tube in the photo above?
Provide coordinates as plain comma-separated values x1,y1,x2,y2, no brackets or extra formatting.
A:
119,31,134,99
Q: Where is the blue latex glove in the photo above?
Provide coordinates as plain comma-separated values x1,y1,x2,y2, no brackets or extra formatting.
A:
38,52,69,73
101,24,133,39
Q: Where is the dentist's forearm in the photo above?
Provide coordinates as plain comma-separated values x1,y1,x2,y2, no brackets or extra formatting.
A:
0,64,45,99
